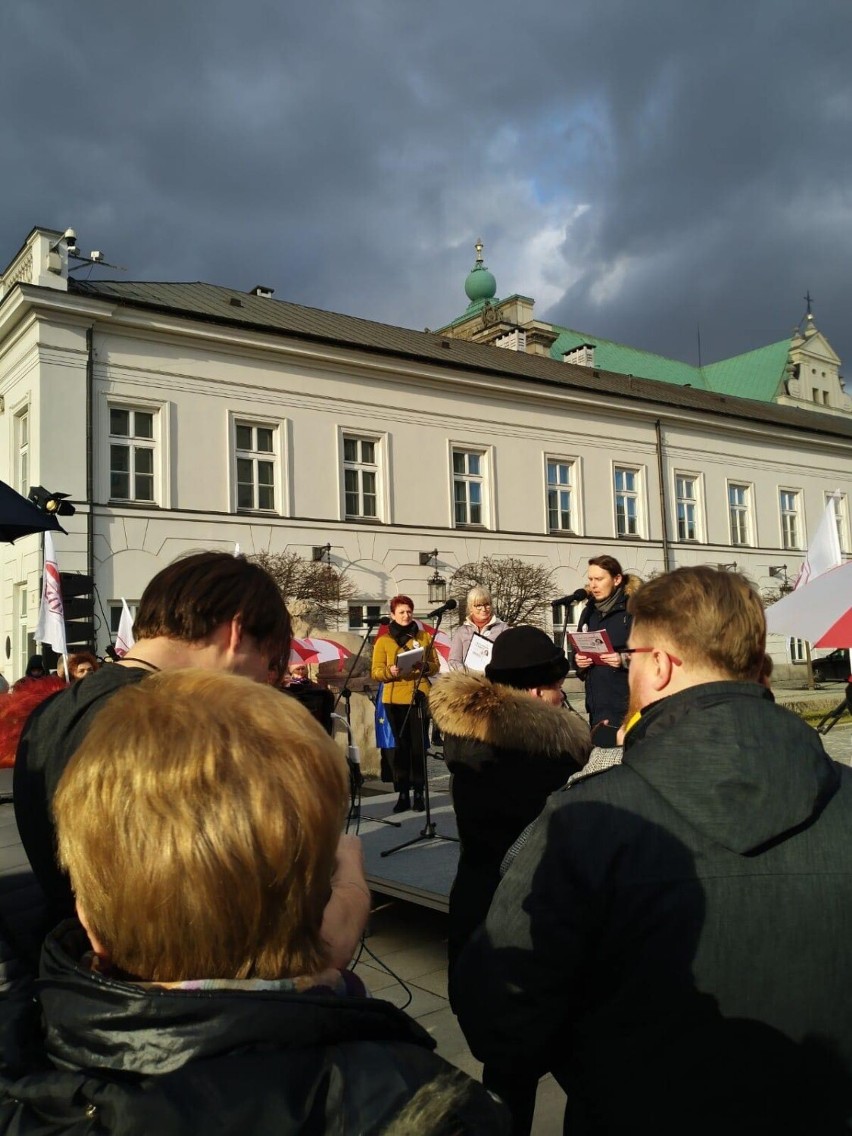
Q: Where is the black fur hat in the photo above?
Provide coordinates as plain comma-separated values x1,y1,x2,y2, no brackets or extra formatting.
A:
485,626,570,690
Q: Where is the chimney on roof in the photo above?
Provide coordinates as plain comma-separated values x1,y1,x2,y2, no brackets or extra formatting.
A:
250,285,275,298
563,343,596,368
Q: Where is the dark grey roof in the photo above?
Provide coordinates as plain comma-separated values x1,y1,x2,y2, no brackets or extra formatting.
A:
68,279,852,441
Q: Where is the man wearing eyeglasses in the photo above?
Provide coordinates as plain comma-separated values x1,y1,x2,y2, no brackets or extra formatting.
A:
455,566,852,1133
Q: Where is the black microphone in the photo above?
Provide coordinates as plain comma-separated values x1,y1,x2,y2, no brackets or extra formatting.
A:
426,597,458,620
551,588,588,607
364,616,391,627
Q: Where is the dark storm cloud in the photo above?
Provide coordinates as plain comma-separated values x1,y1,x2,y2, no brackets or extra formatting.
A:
1,0,850,369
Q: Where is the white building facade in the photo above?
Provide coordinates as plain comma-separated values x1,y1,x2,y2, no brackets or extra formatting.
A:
1,227,850,679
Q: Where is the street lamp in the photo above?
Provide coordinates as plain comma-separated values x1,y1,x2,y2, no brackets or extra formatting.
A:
419,549,447,605
769,565,792,594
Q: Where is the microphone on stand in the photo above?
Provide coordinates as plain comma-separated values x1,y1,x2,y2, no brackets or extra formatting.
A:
364,616,391,627
426,598,458,620
551,588,589,608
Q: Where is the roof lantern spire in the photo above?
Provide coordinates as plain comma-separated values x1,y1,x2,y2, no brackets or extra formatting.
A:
464,237,497,307
802,289,817,337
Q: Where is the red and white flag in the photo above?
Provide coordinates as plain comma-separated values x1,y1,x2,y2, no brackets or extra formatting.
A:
35,532,67,656
115,598,136,657
795,492,842,589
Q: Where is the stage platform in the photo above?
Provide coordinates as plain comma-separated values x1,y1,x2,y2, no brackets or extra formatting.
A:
352,764,458,912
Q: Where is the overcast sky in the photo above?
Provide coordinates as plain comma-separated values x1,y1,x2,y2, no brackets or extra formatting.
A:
3,1,851,372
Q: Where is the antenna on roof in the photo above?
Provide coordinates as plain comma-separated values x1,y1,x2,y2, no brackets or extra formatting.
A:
64,235,125,274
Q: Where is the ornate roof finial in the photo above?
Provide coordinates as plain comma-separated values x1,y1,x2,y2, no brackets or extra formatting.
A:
805,289,814,317
464,238,497,306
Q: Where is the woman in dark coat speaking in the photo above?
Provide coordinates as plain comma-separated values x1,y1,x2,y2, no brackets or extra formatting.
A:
573,554,636,747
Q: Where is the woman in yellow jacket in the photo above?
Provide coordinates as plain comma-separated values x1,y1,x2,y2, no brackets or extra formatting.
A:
371,594,440,813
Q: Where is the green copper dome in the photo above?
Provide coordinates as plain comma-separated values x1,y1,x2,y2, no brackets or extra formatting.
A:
464,238,497,305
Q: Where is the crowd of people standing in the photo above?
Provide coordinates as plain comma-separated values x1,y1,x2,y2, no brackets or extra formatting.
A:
0,549,850,1134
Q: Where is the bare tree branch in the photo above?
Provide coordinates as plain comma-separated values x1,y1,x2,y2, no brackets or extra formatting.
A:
450,556,555,628
249,551,356,629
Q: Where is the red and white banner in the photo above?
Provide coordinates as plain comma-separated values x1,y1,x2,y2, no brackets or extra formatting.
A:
35,532,67,657
795,493,842,589
115,598,136,657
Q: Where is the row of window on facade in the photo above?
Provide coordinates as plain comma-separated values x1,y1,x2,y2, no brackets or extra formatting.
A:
11,407,849,551
103,413,852,550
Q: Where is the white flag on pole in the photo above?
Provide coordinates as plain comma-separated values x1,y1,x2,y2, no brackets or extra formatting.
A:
35,531,67,656
115,598,136,657
795,492,843,589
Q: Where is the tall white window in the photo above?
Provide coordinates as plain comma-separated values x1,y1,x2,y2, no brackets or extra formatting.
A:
779,489,801,550
15,410,29,497
235,422,276,512
675,475,700,541
547,460,575,533
110,407,155,502
728,483,752,546
453,449,486,527
343,437,379,520
789,637,807,664
15,583,34,679
614,467,640,537
826,492,848,553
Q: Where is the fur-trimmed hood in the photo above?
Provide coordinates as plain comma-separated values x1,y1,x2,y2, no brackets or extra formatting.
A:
430,672,591,765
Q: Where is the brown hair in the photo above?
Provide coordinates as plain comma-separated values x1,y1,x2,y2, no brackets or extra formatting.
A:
588,555,624,579
134,552,291,663
629,566,766,681
54,670,347,983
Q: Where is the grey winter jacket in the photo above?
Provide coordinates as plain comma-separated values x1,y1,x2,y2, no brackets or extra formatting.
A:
447,617,509,672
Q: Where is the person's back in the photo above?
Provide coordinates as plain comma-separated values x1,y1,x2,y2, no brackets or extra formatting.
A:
455,567,852,1133
2,671,507,1134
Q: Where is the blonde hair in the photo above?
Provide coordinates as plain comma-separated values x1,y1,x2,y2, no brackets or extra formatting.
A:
629,566,766,681
465,585,492,616
54,669,347,983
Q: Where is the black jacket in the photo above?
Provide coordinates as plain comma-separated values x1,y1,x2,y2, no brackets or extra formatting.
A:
0,922,507,1135
14,665,149,923
575,592,631,743
455,683,852,1134
429,673,590,977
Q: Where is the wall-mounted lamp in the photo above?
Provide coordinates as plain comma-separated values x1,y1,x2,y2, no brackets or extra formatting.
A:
717,562,738,571
769,565,792,594
419,549,447,605
312,543,332,564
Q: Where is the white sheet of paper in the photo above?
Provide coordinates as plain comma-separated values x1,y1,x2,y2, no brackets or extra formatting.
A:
464,634,494,672
395,645,424,677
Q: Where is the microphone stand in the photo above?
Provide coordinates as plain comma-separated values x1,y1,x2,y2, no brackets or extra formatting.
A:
334,621,401,830
817,681,852,736
553,601,572,658
381,609,459,859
